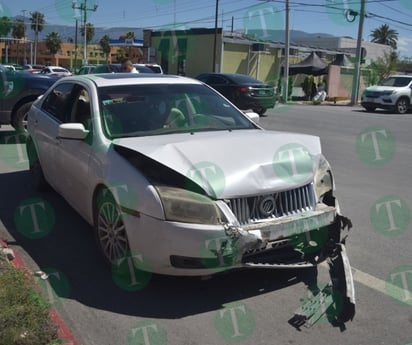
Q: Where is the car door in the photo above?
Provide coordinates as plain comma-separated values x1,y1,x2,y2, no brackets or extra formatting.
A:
52,84,94,218
30,82,75,190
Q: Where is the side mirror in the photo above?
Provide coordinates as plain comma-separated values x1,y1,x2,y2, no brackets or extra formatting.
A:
244,111,260,124
58,123,89,140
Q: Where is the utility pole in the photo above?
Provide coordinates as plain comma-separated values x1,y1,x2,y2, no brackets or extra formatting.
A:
350,0,366,105
22,10,27,65
72,0,98,65
212,0,219,72
74,19,78,70
282,0,290,103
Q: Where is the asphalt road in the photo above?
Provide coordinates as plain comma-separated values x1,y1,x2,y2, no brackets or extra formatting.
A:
0,104,411,345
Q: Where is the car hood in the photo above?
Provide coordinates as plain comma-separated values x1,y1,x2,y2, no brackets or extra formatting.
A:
113,129,322,198
365,85,401,92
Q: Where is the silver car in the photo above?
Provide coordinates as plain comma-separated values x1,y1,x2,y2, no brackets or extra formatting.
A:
26,73,355,321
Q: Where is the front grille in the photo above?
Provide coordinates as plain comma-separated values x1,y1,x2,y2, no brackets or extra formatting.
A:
363,91,380,98
226,183,316,225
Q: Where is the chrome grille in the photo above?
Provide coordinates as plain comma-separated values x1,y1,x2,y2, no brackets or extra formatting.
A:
227,183,316,225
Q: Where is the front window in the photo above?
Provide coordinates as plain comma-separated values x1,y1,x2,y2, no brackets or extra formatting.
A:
380,77,412,87
98,83,256,139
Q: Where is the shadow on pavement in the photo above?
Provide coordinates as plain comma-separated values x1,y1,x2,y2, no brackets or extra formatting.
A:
0,168,319,320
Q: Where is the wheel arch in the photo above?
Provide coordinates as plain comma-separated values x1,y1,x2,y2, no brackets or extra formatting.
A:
11,95,39,121
92,183,111,221
26,135,39,167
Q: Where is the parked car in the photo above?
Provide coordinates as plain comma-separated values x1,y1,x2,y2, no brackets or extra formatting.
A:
135,63,163,74
22,64,45,73
39,66,72,77
25,73,355,319
0,65,59,130
195,72,276,115
93,63,154,74
1,64,16,71
77,65,96,75
361,74,412,114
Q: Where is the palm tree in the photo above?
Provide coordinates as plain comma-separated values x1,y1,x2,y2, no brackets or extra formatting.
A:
11,18,25,64
99,34,111,62
0,16,12,37
45,31,62,61
125,31,135,58
370,24,398,50
30,11,45,64
80,22,95,44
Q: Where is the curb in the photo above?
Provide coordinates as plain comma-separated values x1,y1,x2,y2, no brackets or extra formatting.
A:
0,239,78,345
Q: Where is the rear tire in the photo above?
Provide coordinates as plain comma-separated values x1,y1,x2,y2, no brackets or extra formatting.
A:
12,102,33,132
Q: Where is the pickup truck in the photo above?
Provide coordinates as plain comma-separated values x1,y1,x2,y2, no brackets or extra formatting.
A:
0,65,58,131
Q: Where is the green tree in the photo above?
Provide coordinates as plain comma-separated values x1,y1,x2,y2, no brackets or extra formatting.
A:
125,31,135,58
30,11,45,64
370,24,398,50
0,16,12,37
125,31,135,39
367,51,399,85
11,18,25,40
99,34,111,62
45,31,62,56
80,22,95,44
11,18,25,64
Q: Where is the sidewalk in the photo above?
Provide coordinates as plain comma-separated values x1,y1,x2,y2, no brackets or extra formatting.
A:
0,238,78,345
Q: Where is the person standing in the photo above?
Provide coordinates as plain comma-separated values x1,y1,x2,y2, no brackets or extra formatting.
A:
120,58,139,73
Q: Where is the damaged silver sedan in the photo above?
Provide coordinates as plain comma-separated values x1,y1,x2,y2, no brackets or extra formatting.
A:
26,73,354,321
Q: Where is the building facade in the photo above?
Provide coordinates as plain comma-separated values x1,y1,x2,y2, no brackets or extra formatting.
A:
0,38,144,71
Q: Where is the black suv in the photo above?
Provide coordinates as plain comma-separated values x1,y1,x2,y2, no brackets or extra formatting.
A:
195,72,276,115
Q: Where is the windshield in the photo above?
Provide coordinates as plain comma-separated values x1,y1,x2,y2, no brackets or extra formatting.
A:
380,76,412,87
98,83,256,139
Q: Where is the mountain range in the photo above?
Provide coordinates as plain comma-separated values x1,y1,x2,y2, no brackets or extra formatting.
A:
16,18,336,44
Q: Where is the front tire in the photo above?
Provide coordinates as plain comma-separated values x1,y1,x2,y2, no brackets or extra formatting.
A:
395,97,409,114
94,188,130,265
12,102,33,132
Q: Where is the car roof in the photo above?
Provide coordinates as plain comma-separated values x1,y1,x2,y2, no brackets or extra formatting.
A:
59,73,203,87
197,72,263,83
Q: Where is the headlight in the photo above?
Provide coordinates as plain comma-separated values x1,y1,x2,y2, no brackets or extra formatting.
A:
314,155,334,200
156,186,225,224
381,90,394,96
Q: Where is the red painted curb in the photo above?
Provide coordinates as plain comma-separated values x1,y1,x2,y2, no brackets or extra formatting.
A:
1,239,78,345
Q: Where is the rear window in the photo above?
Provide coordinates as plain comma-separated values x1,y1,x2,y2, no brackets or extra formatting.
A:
228,74,263,84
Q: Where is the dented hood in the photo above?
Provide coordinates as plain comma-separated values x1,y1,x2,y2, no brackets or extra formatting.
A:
113,129,322,198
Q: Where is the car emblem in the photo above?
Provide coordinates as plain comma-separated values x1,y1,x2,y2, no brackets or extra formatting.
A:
259,195,276,217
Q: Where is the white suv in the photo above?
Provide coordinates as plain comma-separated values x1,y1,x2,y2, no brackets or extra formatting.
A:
134,63,163,74
361,74,412,114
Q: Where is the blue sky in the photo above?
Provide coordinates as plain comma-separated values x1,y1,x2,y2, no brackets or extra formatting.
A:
1,0,412,59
